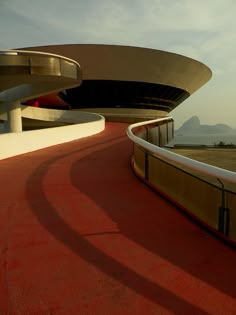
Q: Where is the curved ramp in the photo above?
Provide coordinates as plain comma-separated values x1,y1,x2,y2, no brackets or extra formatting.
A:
0,50,105,159
0,123,235,314
20,105,104,124
1,105,105,130
0,49,235,315
0,50,82,96
0,49,82,133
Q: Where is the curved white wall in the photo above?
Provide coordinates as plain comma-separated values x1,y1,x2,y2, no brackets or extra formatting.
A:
20,105,103,123
0,115,105,160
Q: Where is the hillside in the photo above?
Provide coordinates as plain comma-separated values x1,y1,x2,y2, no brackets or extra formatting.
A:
176,116,234,134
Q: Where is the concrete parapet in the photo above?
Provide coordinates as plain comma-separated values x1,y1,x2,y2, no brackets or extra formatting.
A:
0,115,105,160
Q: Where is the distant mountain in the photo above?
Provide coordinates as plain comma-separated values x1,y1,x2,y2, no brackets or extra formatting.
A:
176,116,234,134
176,116,200,133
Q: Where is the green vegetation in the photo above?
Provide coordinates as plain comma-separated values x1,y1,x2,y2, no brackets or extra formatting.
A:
213,141,236,148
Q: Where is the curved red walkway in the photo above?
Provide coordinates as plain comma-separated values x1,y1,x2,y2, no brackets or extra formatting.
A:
0,123,236,315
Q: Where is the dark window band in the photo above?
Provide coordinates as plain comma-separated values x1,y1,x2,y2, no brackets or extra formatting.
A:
61,80,190,112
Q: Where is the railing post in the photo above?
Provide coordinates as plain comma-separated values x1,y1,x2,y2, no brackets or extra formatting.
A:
217,179,230,236
145,150,149,181
144,126,150,180
172,119,174,139
145,126,150,142
166,122,169,143
158,125,161,146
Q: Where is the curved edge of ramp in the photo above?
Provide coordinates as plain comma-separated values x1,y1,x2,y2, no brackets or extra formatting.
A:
0,115,105,160
0,50,105,160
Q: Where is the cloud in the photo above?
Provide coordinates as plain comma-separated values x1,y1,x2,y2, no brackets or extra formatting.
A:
1,0,236,126
1,0,236,76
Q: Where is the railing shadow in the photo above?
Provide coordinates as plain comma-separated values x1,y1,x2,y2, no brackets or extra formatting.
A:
26,134,211,315
70,138,236,301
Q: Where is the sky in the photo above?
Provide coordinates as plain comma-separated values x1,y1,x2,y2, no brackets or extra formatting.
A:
0,0,235,128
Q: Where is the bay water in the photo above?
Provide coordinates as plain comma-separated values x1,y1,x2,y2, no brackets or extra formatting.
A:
171,133,236,146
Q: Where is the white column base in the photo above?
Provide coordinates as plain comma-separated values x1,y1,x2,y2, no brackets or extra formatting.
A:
6,101,22,133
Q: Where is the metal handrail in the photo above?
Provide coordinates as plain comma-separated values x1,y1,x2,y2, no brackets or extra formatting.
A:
0,50,81,66
127,117,236,184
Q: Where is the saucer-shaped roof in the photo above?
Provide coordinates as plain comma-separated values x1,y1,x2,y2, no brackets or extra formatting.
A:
20,44,212,95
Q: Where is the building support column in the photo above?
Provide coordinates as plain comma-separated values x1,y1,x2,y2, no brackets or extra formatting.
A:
5,101,22,133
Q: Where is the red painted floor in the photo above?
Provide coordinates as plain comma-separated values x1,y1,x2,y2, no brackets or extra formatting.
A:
0,122,236,315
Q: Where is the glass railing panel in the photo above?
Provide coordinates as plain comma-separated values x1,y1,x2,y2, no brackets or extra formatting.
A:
133,145,146,178
127,117,236,243
148,154,221,229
